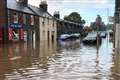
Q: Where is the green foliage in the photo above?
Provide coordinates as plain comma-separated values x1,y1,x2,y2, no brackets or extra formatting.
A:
81,20,86,24
64,12,85,25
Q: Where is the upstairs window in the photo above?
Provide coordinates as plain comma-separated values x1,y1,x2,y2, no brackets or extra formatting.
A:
23,14,26,24
26,15,31,24
53,20,55,27
30,15,34,25
13,12,18,23
47,18,49,25
18,13,23,24
42,17,45,26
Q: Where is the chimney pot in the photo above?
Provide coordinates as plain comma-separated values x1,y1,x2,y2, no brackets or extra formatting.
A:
39,0,48,12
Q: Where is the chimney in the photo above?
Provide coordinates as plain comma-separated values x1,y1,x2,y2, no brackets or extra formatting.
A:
39,0,48,12
18,0,28,5
54,11,60,19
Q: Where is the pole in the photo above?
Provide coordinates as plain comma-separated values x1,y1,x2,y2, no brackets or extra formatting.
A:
96,17,99,52
97,27,99,53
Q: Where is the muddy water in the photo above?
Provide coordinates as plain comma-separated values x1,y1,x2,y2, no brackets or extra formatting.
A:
0,37,119,80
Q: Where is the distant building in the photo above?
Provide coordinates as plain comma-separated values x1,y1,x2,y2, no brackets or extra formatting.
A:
54,11,83,38
90,15,106,31
105,16,114,31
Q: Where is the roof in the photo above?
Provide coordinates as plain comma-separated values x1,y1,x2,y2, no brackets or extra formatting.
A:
28,5,53,18
7,0,53,18
7,0,35,15
56,18,81,26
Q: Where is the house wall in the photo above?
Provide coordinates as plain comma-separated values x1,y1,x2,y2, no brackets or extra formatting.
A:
7,9,39,42
115,0,120,50
0,0,7,25
115,24,120,54
34,16,40,41
39,17,57,42
0,0,8,43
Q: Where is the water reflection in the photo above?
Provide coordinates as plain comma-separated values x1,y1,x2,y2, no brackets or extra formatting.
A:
112,50,120,80
0,38,119,80
0,40,57,80
58,39,80,51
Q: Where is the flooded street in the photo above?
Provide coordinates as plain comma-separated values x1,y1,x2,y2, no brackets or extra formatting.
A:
0,36,120,80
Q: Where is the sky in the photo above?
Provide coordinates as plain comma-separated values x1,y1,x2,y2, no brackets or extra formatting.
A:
28,0,115,26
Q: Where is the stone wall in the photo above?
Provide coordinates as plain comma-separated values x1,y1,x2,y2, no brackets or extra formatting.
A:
115,24,120,53
39,17,57,41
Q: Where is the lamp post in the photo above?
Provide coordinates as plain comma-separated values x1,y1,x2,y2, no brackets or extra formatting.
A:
96,25,99,53
96,15,101,51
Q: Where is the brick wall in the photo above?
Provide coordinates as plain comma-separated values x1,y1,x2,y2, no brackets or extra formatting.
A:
0,0,7,26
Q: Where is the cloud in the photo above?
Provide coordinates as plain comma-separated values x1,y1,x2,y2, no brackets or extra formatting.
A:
28,0,40,6
46,0,114,13
51,0,114,4
28,0,114,11
47,0,115,25
29,0,115,25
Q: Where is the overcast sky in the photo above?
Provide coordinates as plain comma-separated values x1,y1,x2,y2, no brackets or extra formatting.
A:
28,0,115,26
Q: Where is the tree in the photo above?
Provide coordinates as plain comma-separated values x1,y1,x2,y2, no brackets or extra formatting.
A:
64,12,85,25
90,15,106,31
81,20,86,25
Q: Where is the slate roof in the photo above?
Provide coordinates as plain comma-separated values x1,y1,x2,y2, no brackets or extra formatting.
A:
7,0,34,15
7,0,53,18
28,5,53,18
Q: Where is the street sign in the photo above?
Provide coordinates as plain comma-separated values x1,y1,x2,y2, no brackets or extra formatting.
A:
108,16,114,24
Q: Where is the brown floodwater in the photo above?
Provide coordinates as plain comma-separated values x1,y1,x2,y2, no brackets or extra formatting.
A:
0,37,120,80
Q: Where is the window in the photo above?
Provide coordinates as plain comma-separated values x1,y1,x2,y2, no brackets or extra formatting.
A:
13,12,18,23
23,14,26,24
43,30,45,40
18,13,23,24
47,18,49,25
30,15,34,25
53,20,54,27
42,17,45,26
26,15,31,24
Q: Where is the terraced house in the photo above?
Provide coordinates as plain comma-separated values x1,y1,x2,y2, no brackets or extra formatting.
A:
0,0,57,43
